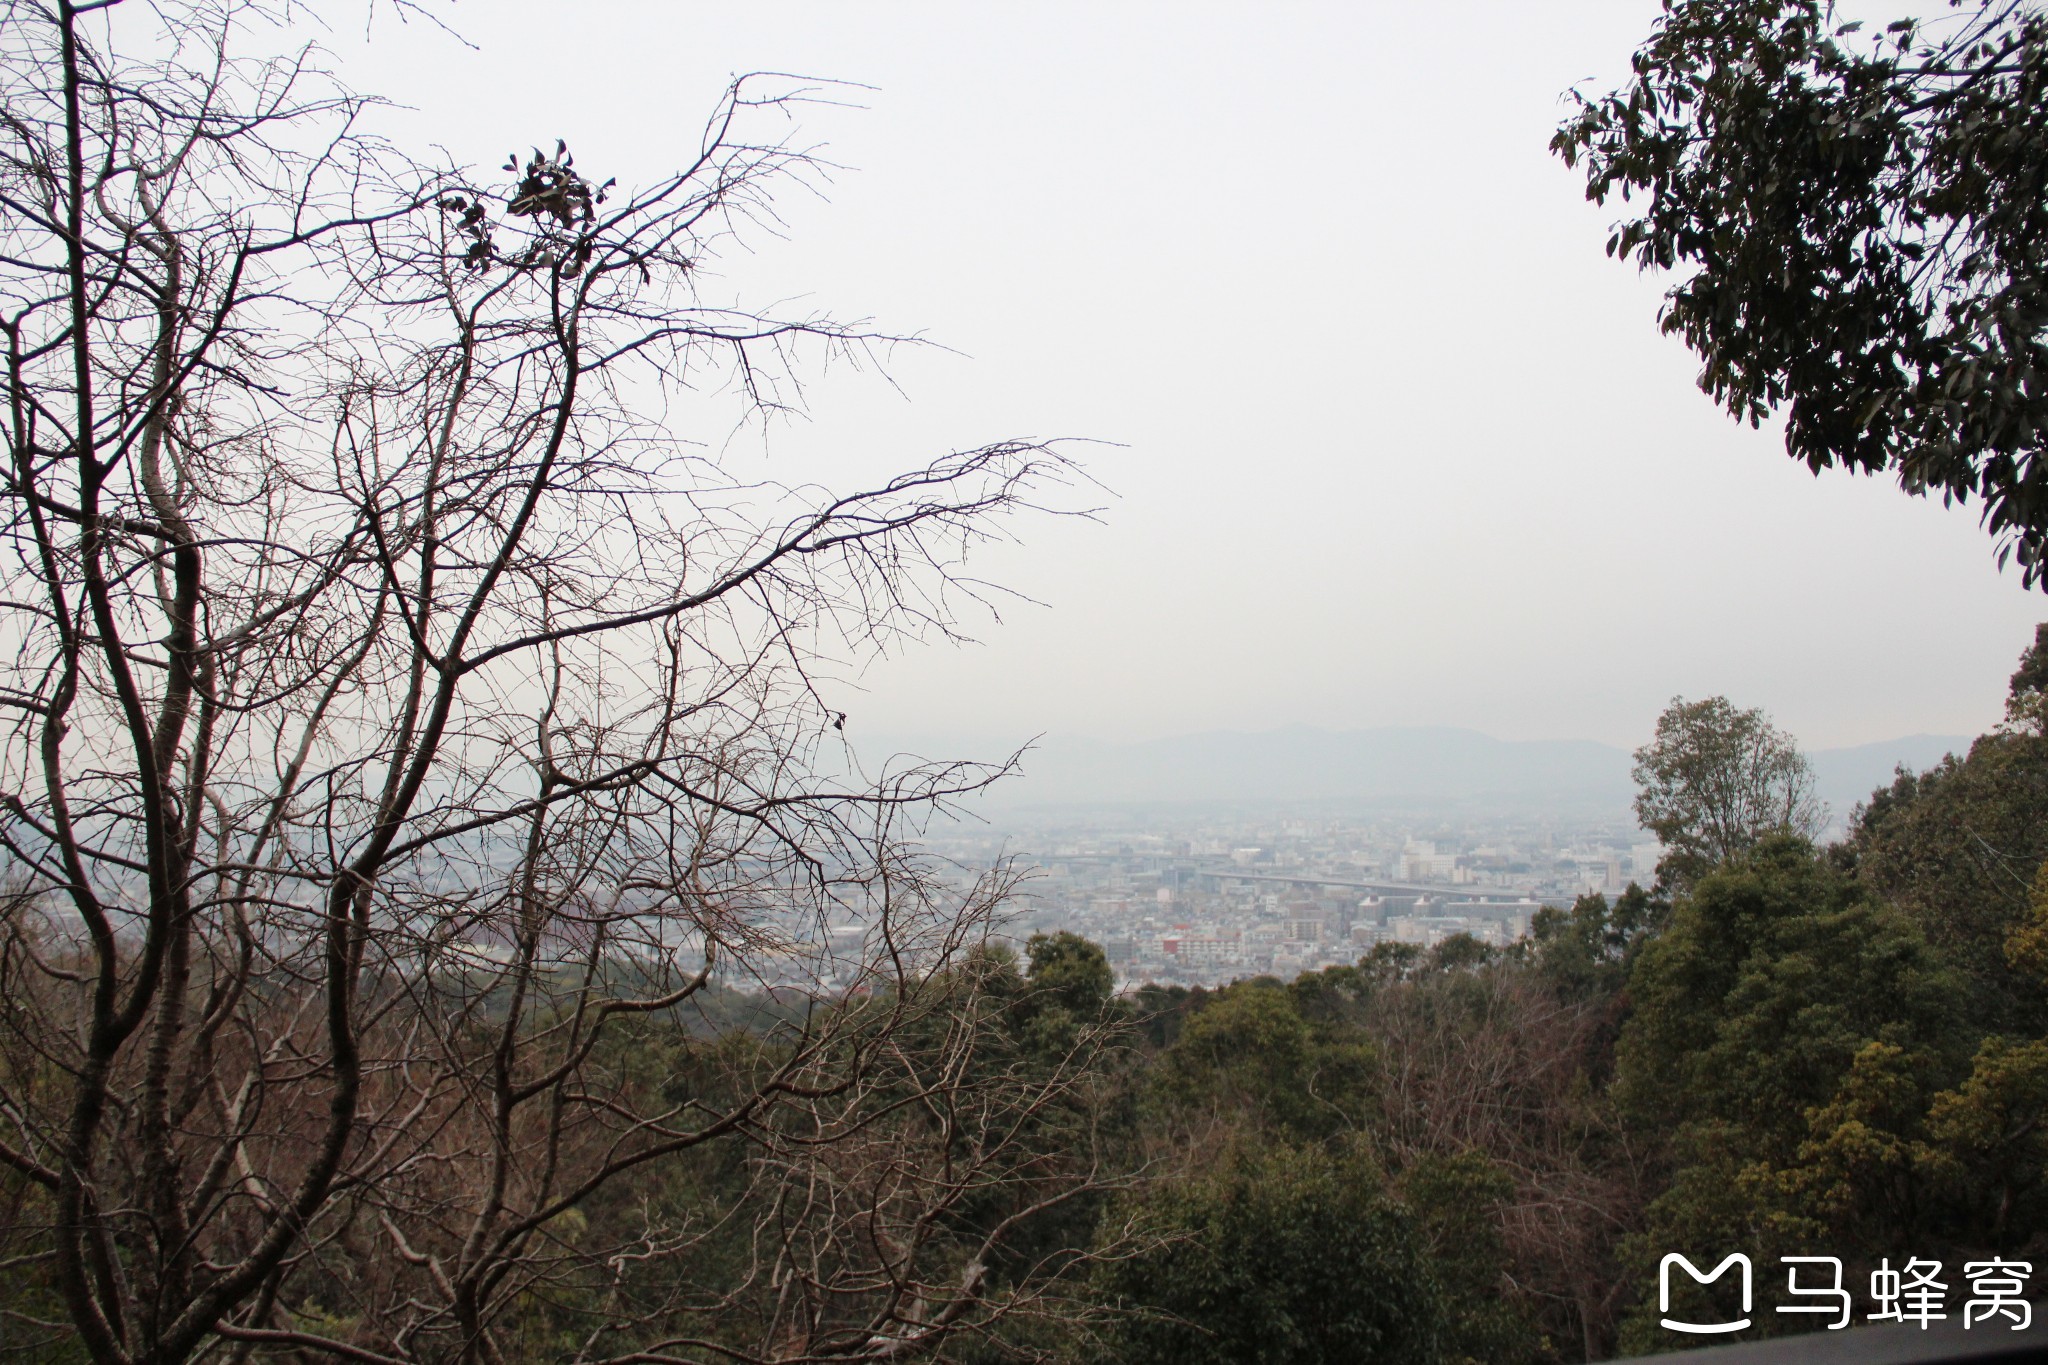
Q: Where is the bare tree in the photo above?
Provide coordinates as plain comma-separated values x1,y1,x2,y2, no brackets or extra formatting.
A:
1364,964,1649,1360
0,3,1113,1361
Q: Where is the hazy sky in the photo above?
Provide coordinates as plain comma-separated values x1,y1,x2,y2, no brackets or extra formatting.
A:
339,1,2045,754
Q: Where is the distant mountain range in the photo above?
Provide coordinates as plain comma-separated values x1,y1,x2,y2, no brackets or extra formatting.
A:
1809,735,1973,821
883,725,1973,821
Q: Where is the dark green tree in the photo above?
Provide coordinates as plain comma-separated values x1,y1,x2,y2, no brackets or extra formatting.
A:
1152,980,1376,1142
1088,1144,1442,1365
1424,931,1497,974
1394,1152,1546,1365
1848,626,2048,1032
2008,622,2048,717
1612,836,1964,1349
1618,836,1959,1149
1018,932,1119,1059
1554,0,2048,583
1529,884,1664,1005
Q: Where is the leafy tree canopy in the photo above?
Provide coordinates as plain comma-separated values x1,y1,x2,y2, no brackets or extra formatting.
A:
1152,981,1376,1142
1612,838,1965,1348
1633,696,1823,888
1848,635,2048,1031
1555,0,2048,583
1616,835,1960,1145
1027,930,1118,1016
1530,884,1665,1003
1088,1144,1443,1365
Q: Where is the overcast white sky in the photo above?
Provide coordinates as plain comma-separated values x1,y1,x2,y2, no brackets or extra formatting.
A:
340,1,2044,754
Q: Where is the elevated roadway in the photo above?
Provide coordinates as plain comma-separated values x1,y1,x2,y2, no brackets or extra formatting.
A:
1190,863,1543,903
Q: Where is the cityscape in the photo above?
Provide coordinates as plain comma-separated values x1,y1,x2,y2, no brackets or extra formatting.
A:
916,805,1661,987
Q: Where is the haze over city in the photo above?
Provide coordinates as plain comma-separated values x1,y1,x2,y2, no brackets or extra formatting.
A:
340,0,2044,761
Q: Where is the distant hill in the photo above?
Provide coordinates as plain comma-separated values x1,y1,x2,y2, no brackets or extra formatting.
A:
870,725,1976,818
1810,733,1972,823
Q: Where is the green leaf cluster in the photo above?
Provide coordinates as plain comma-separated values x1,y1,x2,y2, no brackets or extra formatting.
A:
1555,0,2048,583
1086,1143,1443,1365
